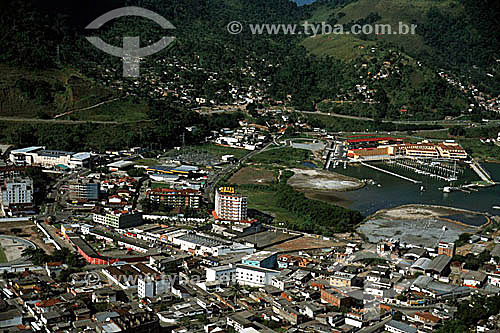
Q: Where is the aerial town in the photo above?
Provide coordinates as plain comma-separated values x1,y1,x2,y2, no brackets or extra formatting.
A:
0,115,499,333
1,0,500,332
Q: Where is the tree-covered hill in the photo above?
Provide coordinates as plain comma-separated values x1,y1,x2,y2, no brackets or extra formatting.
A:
305,0,500,96
0,0,498,124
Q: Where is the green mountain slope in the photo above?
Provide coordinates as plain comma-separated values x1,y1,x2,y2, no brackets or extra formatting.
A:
305,0,500,95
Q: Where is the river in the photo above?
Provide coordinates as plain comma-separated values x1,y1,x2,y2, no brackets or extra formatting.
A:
331,162,500,217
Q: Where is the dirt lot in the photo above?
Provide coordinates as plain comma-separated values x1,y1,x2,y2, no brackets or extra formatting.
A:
237,230,298,249
229,167,275,185
0,221,55,255
270,236,345,252
359,205,482,248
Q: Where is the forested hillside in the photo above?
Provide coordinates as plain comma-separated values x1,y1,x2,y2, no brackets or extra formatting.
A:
0,0,499,150
305,0,500,96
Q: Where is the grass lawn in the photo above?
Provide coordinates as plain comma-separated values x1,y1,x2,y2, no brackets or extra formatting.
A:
0,246,8,263
238,187,305,226
301,34,377,61
415,129,450,140
460,139,500,162
250,147,311,167
152,182,172,189
134,158,159,166
68,99,149,122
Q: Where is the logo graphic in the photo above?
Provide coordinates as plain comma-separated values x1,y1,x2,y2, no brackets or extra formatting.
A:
85,271,100,286
85,6,175,77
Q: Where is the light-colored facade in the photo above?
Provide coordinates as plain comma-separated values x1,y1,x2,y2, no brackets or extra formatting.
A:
215,187,248,221
241,251,277,269
92,211,142,229
138,276,170,298
206,265,236,285
172,233,254,257
330,271,356,288
235,264,280,287
1,177,33,208
8,146,93,168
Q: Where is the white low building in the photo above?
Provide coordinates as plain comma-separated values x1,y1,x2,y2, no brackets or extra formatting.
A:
235,264,280,287
206,264,236,285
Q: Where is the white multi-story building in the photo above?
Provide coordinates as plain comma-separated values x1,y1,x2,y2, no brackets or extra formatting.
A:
206,265,236,285
235,264,280,287
1,177,33,209
215,187,248,222
92,211,142,229
138,275,170,298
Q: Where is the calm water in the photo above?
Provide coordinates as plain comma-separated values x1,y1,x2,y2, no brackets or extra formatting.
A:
292,0,317,5
332,162,500,217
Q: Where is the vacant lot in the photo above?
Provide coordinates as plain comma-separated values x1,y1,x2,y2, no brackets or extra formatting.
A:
0,221,55,254
229,167,275,185
238,187,305,226
288,168,364,192
271,236,345,252
238,230,299,249
249,147,311,167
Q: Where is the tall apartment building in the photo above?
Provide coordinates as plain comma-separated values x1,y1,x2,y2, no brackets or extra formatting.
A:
146,188,201,209
1,177,34,211
68,180,100,202
92,211,142,229
215,187,248,221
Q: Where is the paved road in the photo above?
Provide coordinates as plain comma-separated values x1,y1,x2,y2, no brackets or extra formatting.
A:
205,141,275,202
195,107,500,127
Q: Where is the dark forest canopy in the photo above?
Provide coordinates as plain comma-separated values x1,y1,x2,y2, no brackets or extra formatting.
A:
0,0,498,130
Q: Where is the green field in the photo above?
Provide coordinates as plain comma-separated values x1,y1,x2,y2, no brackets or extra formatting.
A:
249,147,311,167
306,0,459,60
133,159,159,166
65,99,150,122
415,129,451,140
301,34,377,61
459,139,500,162
0,246,7,263
238,187,305,226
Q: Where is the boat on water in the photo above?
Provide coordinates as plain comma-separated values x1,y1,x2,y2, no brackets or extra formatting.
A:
443,187,452,193
493,206,500,210
420,185,425,192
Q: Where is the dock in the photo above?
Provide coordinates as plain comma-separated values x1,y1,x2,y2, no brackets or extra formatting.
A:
360,162,422,184
470,160,495,184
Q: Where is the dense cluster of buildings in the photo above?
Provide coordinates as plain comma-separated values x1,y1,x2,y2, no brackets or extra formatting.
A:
6,210,500,332
346,138,468,161
212,123,268,151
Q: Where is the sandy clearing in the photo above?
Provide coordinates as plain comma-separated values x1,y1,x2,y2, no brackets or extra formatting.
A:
288,168,364,191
